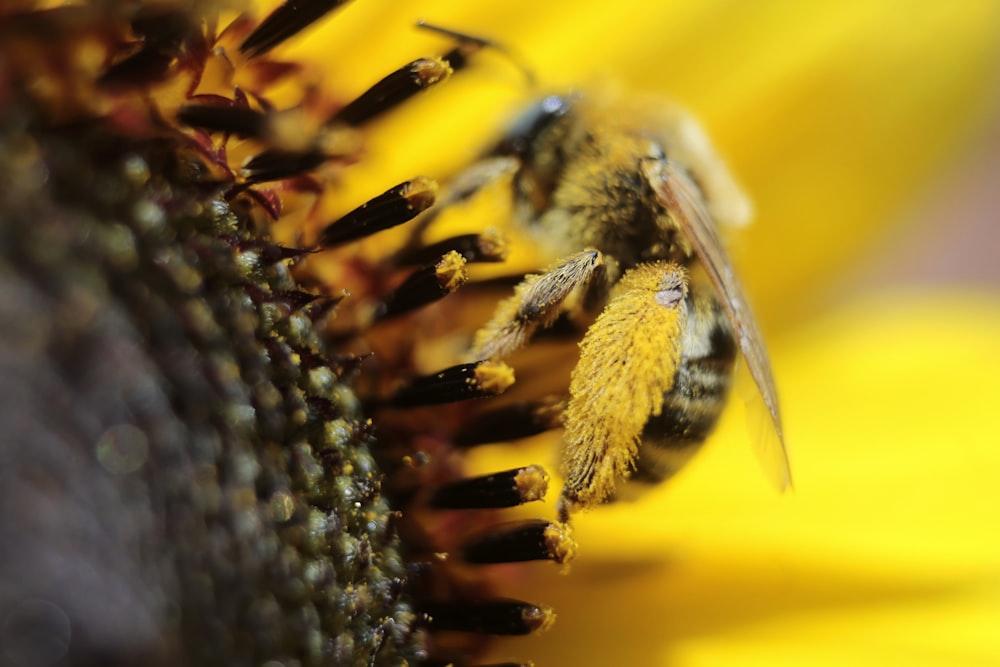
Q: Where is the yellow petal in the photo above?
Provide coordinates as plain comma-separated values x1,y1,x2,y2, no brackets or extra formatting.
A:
481,293,1000,666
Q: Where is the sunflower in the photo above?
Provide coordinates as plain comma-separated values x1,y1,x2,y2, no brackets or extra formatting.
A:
2,1,998,666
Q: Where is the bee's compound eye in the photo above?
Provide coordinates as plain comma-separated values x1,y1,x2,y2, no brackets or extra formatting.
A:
495,95,573,155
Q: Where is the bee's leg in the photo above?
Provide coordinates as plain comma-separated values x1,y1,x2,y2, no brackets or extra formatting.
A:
471,249,605,359
557,261,689,521
441,156,522,206
396,156,521,255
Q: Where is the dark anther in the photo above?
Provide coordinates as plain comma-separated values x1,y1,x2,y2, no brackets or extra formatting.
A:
454,397,564,447
373,251,467,322
318,177,437,248
240,0,351,58
428,466,548,510
461,519,576,565
385,361,514,408
329,57,453,127
393,229,508,266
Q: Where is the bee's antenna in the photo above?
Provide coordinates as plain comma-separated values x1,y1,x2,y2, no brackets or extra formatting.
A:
416,20,537,87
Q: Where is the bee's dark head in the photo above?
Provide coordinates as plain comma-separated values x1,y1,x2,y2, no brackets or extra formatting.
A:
491,94,574,159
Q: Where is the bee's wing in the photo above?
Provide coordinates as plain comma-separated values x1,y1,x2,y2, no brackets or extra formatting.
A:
642,159,792,491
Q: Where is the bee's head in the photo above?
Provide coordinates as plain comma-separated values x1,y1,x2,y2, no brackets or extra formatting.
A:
493,94,573,153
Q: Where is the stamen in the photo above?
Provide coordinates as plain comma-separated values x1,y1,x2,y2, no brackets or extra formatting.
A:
177,104,268,138
424,599,555,636
95,8,197,88
239,122,358,182
428,465,548,510
386,360,514,408
461,520,576,565
454,397,564,447
374,251,467,322
329,57,454,127
416,21,535,85
318,177,437,248
415,21,495,53
99,46,175,88
326,20,526,127
242,148,328,183
394,228,508,266
240,0,351,58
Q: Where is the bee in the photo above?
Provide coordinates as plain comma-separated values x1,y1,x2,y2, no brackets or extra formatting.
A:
446,90,791,522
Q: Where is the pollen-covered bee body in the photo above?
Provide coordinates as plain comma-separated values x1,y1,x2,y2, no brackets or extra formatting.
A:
632,287,737,485
466,91,789,520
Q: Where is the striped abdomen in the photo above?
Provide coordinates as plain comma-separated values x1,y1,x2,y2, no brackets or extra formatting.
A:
632,284,737,484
